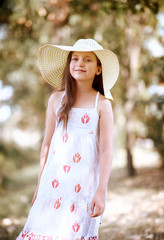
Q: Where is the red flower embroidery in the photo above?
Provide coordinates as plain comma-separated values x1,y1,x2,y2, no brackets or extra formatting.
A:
70,203,75,212
81,113,90,124
52,179,59,189
52,149,56,155
62,133,69,143
72,221,80,232
75,184,81,193
89,130,94,134
21,230,29,238
73,152,81,163
54,198,62,209
63,165,71,173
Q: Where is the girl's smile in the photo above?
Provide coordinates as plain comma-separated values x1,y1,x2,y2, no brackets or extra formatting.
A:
74,69,86,73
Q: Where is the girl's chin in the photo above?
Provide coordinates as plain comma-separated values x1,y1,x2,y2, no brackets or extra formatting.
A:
72,73,86,78
71,75,95,83
72,75,86,81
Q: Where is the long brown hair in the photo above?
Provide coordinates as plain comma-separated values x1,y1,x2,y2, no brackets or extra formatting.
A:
57,52,104,129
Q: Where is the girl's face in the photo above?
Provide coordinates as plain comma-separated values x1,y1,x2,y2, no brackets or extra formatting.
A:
69,51,102,85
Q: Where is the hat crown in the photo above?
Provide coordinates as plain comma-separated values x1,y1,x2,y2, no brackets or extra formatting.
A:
73,39,103,51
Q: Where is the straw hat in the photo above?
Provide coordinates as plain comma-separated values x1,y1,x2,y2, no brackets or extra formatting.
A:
38,38,119,100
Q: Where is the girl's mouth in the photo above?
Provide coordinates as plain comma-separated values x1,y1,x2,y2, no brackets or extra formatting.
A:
75,69,86,72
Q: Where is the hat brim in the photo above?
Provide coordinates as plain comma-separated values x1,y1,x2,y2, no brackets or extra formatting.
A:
38,44,119,100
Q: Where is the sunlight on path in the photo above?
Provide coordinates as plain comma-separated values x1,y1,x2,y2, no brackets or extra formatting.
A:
99,167,164,240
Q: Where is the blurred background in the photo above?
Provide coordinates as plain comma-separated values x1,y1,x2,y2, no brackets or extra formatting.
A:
0,0,164,239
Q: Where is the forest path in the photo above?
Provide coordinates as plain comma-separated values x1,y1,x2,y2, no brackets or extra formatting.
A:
99,167,164,240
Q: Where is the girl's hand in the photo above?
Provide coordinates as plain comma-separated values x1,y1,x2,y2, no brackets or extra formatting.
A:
90,189,105,217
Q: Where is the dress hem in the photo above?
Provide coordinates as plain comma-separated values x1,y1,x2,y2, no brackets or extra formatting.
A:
16,230,99,240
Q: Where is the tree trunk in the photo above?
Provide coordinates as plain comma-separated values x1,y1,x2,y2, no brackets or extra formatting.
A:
126,125,136,176
124,99,136,176
123,12,142,176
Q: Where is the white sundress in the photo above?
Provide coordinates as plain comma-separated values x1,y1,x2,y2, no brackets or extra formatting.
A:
17,91,103,240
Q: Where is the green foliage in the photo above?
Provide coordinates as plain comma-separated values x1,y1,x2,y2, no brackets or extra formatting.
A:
70,0,163,15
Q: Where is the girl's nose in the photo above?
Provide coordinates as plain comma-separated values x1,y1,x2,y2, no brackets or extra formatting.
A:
77,59,84,66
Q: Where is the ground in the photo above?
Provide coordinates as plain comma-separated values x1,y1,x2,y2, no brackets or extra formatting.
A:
99,167,164,240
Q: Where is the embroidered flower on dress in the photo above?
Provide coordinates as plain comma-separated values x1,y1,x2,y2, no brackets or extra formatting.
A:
73,153,81,163
81,113,90,124
89,130,94,134
62,133,69,143
54,198,62,209
63,165,71,173
72,221,80,232
75,184,81,193
52,179,59,189
70,203,75,213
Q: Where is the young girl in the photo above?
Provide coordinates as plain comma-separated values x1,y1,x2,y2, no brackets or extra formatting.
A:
17,38,119,240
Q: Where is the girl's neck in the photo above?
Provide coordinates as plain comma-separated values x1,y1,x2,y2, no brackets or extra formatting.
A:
76,84,95,96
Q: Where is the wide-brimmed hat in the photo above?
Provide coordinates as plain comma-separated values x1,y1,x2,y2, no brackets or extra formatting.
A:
38,38,119,100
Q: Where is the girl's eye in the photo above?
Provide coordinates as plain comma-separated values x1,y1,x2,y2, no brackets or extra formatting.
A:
71,57,91,62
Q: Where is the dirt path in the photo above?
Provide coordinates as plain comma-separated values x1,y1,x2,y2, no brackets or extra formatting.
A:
99,167,164,240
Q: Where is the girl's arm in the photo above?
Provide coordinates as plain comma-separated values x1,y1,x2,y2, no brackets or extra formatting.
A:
32,92,57,205
90,98,114,217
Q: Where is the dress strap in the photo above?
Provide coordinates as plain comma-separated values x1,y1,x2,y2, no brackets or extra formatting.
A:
94,92,99,110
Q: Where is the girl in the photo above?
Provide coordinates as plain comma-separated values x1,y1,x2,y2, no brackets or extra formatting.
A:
17,38,119,240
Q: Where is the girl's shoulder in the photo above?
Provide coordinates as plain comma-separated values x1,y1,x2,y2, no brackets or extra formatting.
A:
48,90,64,102
47,90,64,113
98,93,113,117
